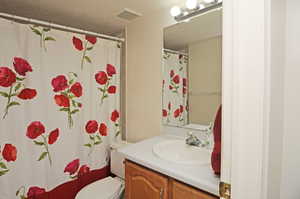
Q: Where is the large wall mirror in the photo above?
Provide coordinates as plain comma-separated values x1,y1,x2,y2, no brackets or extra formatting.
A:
162,9,222,130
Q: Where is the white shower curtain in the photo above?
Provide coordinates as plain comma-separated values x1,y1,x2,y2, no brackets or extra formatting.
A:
162,51,188,127
0,18,121,199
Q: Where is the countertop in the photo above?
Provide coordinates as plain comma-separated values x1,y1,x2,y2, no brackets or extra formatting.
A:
118,135,220,196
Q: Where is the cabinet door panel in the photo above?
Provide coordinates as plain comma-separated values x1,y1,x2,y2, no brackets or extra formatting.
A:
172,180,218,199
125,161,168,199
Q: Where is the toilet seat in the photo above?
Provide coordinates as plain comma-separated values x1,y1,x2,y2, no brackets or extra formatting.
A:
75,176,124,199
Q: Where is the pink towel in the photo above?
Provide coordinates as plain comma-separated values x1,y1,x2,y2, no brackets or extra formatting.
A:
211,105,222,176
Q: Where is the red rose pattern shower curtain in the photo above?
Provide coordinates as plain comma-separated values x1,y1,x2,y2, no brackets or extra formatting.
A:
162,51,188,127
0,18,121,199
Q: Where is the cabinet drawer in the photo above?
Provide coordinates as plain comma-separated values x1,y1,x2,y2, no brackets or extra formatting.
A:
125,161,169,199
171,180,218,199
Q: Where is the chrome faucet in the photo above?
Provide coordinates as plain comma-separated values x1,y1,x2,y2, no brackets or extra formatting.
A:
185,132,201,147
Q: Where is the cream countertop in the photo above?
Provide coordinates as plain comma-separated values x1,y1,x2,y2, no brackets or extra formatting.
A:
118,135,220,196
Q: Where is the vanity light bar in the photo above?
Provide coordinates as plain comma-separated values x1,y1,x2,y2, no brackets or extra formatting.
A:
174,1,222,22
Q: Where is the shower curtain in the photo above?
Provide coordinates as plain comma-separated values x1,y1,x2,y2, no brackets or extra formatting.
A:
0,18,121,199
162,51,188,127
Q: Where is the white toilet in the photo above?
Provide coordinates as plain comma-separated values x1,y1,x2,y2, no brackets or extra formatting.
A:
75,142,129,199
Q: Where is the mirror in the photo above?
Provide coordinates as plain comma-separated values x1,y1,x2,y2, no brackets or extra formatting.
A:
162,9,222,130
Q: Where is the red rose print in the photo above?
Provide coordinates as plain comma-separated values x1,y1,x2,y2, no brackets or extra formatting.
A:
0,63,37,119
180,105,184,113
27,186,46,198
170,70,175,78
26,121,45,139
48,128,59,145
13,57,33,76
168,102,171,110
74,35,97,69
2,144,17,162
54,94,70,107
174,109,180,118
107,85,116,94
70,82,83,97
17,88,37,100
0,67,16,87
99,123,107,136
183,87,187,95
64,159,80,175
85,120,98,134
51,75,69,92
72,36,83,51
78,165,90,177
27,122,58,165
173,75,180,84
95,71,108,85
183,78,187,87
169,85,173,90
85,35,97,45
106,64,116,77
52,73,82,128
162,109,168,117
111,110,120,122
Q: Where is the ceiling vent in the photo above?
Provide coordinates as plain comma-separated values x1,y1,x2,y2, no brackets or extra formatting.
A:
117,8,142,21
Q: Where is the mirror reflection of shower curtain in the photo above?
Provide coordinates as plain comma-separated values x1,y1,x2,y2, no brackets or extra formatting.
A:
162,51,188,127
0,17,121,199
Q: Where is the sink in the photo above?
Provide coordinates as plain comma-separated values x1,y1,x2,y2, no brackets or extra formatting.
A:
152,139,211,166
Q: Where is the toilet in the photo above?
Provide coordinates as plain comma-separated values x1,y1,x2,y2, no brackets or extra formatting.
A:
75,142,129,199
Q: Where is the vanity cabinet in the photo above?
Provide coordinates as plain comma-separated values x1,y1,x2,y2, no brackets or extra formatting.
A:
171,179,217,199
125,161,218,199
125,160,169,199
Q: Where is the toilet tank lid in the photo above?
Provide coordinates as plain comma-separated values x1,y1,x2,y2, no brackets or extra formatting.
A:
110,140,131,150
75,177,123,199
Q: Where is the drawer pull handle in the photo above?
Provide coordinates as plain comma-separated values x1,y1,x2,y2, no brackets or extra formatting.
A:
160,188,164,199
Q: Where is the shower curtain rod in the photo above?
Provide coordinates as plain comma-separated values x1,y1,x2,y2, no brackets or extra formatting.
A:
0,12,125,42
163,48,188,56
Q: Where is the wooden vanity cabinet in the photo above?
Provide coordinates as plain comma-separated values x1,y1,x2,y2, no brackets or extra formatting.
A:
125,161,218,199
125,160,169,199
170,179,218,199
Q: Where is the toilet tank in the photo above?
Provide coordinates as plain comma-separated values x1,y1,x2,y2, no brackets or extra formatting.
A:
110,141,130,179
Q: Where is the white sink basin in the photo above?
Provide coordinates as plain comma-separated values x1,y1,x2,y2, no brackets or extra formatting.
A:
152,139,211,166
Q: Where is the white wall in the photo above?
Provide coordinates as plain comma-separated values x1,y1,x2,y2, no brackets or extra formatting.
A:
280,0,300,198
125,9,176,142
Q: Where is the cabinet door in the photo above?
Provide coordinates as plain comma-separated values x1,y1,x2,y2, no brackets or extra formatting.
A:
125,161,169,199
171,180,218,199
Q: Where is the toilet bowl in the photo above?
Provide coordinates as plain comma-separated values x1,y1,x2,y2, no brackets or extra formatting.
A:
75,141,129,199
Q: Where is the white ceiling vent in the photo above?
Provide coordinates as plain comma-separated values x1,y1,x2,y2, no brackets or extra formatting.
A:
117,8,142,21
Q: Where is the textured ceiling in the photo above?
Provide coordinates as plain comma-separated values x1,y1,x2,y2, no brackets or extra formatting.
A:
0,0,185,36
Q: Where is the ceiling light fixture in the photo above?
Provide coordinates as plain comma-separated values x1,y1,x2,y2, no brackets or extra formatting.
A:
198,3,205,9
170,0,222,22
170,6,182,17
203,0,216,3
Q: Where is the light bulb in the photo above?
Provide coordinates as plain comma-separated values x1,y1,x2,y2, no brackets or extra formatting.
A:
186,0,198,10
203,0,215,4
170,6,182,17
199,3,205,9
